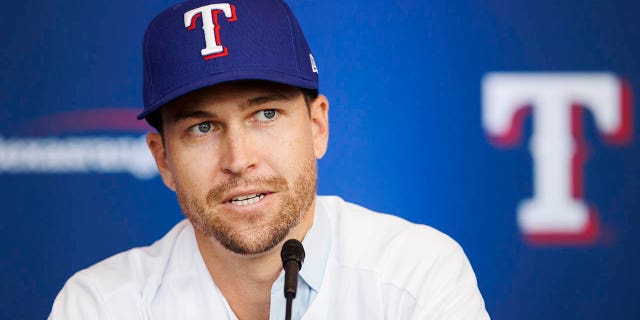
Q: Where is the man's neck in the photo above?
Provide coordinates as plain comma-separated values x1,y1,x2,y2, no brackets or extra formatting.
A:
194,205,315,320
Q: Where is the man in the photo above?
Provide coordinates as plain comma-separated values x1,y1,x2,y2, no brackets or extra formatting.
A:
50,0,489,319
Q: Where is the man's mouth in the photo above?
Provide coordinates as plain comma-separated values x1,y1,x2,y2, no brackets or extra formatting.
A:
229,193,266,206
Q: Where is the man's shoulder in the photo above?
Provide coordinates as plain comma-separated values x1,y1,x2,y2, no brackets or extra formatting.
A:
315,196,487,318
317,195,471,286
49,220,199,319
62,219,194,297
312,197,488,319
317,195,460,259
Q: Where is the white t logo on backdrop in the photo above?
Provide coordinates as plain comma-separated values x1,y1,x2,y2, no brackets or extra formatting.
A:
482,73,632,245
184,3,237,59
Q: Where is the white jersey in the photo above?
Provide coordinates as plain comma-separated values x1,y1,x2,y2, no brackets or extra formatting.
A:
50,196,490,319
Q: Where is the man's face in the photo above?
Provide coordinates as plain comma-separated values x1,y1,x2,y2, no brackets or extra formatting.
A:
147,81,329,256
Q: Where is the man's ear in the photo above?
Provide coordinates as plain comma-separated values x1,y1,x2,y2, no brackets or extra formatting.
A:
146,132,176,191
309,94,329,159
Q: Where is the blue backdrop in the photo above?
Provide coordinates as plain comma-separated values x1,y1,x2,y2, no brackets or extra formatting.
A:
1,1,639,319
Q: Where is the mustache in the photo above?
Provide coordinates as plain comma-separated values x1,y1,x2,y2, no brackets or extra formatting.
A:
206,176,289,204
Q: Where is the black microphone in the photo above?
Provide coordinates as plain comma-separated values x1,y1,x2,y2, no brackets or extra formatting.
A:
281,239,305,320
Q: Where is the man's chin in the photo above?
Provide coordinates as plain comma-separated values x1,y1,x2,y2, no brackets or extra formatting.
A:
191,212,295,255
215,230,287,256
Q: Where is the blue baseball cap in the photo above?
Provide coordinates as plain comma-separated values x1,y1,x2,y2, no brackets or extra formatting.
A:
139,0,319,120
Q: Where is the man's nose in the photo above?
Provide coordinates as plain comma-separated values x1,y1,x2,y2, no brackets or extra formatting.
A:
219,127,258,175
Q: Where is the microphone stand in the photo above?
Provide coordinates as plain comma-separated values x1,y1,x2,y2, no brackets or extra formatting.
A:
285,293,294,320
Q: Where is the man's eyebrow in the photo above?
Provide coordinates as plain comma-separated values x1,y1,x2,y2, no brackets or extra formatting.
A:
240,93,291,111
171,93,293,120
172,110,217,122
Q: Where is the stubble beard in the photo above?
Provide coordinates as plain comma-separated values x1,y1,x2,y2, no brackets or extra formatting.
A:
176,160,317,255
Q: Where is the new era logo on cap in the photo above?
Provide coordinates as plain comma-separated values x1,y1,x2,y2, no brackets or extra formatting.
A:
310,53,318,73
184,3,237,59
140,0,320,120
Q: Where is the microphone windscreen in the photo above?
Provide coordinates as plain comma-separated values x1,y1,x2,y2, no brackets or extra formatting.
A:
280,239,305,270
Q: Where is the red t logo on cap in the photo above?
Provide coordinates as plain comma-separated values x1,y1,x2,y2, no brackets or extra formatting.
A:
184,3,237,59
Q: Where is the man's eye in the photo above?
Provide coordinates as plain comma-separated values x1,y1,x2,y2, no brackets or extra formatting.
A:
256,109,278,121
189,122,213,135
